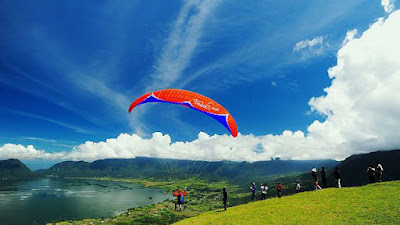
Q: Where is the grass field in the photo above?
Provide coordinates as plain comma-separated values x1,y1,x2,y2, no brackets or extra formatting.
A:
175,181,400,225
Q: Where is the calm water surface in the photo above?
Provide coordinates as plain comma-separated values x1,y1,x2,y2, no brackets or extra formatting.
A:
0,178,171,225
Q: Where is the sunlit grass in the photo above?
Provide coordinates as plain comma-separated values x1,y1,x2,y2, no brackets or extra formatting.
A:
175,181,400,225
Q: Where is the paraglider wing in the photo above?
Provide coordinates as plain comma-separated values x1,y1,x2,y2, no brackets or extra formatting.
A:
128,89,238,137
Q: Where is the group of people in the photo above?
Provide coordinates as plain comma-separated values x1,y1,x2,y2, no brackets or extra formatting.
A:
366,160,384,183
249,181,283,201
311,166,342,190
172,161,384,211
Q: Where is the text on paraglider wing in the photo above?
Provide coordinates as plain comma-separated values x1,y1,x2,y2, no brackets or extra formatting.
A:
192,99,220,112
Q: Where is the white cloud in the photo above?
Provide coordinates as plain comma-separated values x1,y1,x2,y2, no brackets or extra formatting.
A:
381,0,396,13
293,36,326,59
342,29,358,46
294,36,324,52
308,10,400,155
11,131,330,162
147,0,221,91
2,11,400,162
0,144,61,160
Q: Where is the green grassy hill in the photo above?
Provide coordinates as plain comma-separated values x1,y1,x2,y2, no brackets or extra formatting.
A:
175,181,400,225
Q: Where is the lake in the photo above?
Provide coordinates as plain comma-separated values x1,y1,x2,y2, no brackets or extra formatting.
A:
0,178,172,225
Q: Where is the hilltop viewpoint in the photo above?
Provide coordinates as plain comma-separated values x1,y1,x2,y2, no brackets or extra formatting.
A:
175,181,400,225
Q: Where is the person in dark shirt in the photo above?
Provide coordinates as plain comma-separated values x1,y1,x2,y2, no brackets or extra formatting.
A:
250,182,257,201
173,188,187,211
321,167,327,188
367,165,376,183
332,167,342,188
276,182,283,198
222,188,228,210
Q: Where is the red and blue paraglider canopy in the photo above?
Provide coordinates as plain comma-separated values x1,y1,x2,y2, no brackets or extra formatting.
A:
128,89,238,137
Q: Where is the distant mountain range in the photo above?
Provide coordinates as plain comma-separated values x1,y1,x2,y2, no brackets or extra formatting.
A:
1,150,399,186
39,158,339,184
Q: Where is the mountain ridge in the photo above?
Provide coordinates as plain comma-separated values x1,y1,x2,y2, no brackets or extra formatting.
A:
0,159,34,179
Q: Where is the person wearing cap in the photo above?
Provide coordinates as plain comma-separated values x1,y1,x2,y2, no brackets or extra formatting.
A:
311,168,322,190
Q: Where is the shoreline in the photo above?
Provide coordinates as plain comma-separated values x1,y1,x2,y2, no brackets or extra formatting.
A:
45,178,239,225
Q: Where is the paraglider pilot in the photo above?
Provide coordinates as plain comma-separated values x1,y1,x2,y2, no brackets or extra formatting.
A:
173,188,187,211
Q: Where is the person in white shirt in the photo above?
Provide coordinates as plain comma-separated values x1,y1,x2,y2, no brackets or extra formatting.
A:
260,183,268,200
375,161,384,182
295,181,301,193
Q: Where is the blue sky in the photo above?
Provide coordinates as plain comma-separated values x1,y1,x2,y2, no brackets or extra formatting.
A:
1,0,399,168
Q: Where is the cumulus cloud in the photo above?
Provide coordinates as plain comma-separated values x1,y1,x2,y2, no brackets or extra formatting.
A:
0,144,62,160
381,0,396,13
2,11,400,162
308,10,400,155
6,131,334,161
342,29,358,46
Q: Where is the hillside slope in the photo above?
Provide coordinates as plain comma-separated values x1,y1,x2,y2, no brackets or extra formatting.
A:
337,150,400,186
264,150,400,195
175,181,400,225
0,159,34,179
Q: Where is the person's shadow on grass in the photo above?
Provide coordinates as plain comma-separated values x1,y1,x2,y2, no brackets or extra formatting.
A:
215,209,226,213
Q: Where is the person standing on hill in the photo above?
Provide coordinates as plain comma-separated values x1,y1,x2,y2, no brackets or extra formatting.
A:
321,167,327,188
367,165,376,183
295,181,301,193
250,182,257,201
375,161,384,182
173,188,187,211
332,167,342,188
260,183,268,200
276,182,283,198
222,188,228,210
312,168,322,190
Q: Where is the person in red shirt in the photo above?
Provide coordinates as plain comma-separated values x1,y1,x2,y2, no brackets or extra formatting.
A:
173,188,187,211
276,182,283,198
